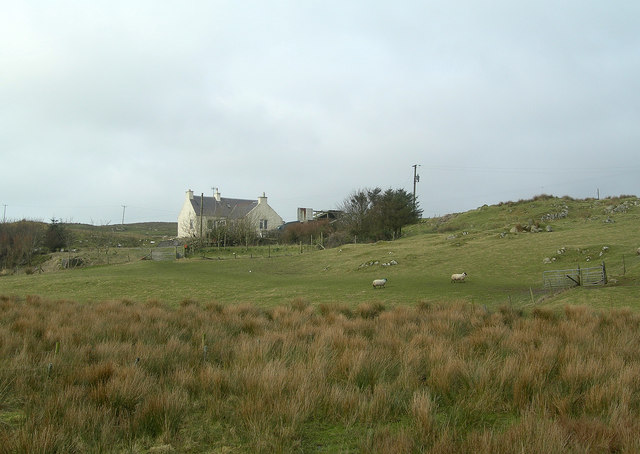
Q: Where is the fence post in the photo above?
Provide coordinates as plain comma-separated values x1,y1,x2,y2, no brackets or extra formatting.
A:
602,261,608,284
622,255,626,275
577,264,581,286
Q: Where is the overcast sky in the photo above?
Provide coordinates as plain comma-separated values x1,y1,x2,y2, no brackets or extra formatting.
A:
2,1,639,225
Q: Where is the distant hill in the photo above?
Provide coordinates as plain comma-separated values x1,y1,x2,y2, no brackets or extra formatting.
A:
66,222,178,248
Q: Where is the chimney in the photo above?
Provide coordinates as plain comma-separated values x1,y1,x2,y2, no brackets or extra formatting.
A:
258,192,267,204
186,189,194,200
214,188,221,201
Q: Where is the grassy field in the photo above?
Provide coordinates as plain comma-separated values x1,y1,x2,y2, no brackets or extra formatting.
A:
2,196,639,309
1,195,640,452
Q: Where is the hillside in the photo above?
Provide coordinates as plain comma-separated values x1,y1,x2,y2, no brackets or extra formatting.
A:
1,195,639,310
66,221,178,247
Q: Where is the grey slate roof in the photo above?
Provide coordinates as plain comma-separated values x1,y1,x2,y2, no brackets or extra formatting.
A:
190,196,258,220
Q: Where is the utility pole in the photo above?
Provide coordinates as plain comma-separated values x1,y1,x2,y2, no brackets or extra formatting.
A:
2,204,6,223
412,164,420,210
121,205,127,225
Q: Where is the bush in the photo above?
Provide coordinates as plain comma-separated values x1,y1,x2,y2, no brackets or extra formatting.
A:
0,220,45,268
282,220,333,245
44,219,69,252
325,230,351,248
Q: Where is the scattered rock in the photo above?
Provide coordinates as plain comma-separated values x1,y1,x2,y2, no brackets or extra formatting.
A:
541,207,569,221
359,260,379,268
543,257,552,264
546,225,553,232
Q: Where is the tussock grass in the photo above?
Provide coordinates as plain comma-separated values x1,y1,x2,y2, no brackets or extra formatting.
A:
0,296,639,452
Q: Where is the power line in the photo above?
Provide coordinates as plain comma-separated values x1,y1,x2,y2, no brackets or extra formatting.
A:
425,164,640,175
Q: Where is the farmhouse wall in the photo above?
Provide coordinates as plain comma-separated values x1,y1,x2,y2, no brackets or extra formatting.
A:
178,190,197,238
247,194,284,235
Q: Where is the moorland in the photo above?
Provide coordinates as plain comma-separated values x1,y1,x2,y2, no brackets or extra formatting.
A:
0,195,639,453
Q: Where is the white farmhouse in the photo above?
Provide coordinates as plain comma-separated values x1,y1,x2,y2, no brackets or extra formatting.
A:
178,189,284,238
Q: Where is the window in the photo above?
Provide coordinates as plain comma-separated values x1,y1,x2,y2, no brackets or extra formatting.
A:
260,219,268,230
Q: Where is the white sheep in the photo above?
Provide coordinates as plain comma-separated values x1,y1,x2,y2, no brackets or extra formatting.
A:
372,278,387,289
451,272,467,283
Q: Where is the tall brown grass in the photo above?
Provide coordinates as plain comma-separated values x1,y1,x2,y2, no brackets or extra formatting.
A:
0,294,639,452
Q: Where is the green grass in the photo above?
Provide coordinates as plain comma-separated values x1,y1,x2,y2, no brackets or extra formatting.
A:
2,195,639,310
66,221,177,248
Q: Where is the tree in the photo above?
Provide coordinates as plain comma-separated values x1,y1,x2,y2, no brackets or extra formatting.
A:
44,218,69,252
337,188,381,240
337,187,422,242
377,188,423,239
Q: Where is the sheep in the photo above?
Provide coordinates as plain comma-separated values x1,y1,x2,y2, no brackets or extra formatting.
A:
372,278,387,289
451,272,467,283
